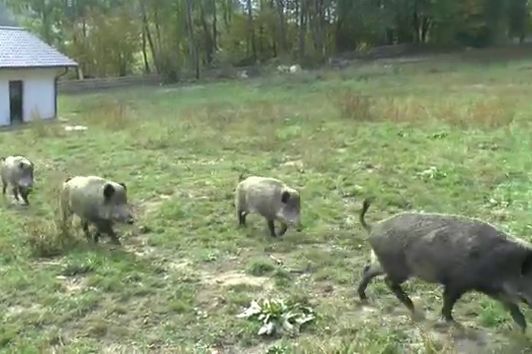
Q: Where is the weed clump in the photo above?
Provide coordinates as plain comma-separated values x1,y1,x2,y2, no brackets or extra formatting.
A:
81,99,134,130
25,217,75,258
237,297,316,337
247,258,276,276
330,89,375,121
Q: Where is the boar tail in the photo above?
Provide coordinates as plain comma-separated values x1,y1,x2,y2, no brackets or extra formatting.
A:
359,197,374,234
238,172,246,182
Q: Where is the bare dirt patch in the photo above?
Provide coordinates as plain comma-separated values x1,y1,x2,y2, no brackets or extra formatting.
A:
356,301,495,353
6,303,43,319
124,237,156,258
202,270,274,290
139,193,174,216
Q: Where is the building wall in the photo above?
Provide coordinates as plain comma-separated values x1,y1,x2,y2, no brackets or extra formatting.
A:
0,68,62,126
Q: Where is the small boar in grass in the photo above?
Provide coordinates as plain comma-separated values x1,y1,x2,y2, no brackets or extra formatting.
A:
235,175,301,237
1,155,34,205
357,198,532,332
61,175,134,245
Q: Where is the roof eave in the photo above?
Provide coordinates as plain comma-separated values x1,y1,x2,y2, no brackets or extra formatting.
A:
0,63,78,70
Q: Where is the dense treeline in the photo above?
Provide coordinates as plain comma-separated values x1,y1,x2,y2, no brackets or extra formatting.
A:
2,0,531,80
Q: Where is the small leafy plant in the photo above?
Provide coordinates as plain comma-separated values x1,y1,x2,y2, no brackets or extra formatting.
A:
236,298,316,337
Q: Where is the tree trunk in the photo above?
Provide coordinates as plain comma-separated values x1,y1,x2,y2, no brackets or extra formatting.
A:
185,0,200,79
246,0,257,62
141,26,150,73
312,0,325,60
154,6,162,50
412,9,420,43
140,0,159,73
421,17,431,43
82,18,87,39
223,0,232,28
200,0,214,64
212,0,218,50
41,0,52,44
299,0,306,60
275,0,288,53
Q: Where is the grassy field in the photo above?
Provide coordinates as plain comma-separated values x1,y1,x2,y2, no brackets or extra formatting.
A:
3,52,532,353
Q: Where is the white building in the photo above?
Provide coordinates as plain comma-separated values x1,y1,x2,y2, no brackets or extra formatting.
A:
0,26,78,127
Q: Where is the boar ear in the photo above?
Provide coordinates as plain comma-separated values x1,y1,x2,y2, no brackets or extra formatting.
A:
119,182,127,191
103,183,115,199
521,251,532,276
281,190,290,204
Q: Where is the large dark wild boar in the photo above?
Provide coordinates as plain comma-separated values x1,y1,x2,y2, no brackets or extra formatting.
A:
357,198,532,332
1,155,34,205
61,175,134,245
235,176,301,237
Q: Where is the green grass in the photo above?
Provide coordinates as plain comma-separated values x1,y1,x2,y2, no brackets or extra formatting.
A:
2,53,532,353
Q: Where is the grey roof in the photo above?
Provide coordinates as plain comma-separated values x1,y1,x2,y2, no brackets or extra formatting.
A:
0,26,78,69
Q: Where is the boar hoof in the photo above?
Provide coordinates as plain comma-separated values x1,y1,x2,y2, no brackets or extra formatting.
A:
358,296,369,305
433,316,457,330
267,220,277,237
357,288,368,301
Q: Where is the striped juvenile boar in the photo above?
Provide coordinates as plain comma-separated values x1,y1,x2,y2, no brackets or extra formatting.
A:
61,175,134,245
1,155,34,205
357,198,532,332
235,176,301,237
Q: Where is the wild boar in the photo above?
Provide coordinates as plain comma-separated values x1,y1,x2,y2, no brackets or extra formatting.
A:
1,155,34,205
235,175,301,237
60,175,134,245
357,198,532,332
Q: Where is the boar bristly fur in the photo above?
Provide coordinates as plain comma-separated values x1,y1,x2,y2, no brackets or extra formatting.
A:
357,198,532,332
1,155,34,205
61,175,134,245
235,176,301,237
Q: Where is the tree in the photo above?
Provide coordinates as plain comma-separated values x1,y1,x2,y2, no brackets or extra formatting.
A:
3,0,530,78
185,0,200,78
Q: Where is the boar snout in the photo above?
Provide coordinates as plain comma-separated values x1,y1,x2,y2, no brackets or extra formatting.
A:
18,178,33,189
112,208,135,225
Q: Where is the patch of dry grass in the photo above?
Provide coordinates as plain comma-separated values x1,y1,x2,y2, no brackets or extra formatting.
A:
79,98,135,130
25,217,75,258
330,88,517,129
330,89,375,121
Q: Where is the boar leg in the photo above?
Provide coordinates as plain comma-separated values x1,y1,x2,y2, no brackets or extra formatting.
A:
357,264,384,300
81,220,92,241
267,219,277,237
502,301,526,332
238,210,247,226
20,189,29,205
384,276,415,313
278,222,288,237
441,285,466,322
93,230,100,243
2,180,6,195
12,187,19,201
99,222,121,245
